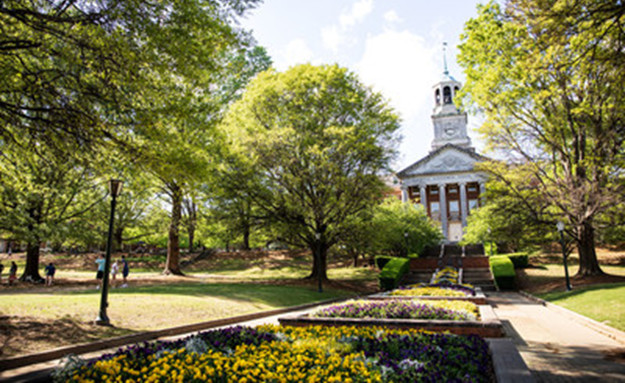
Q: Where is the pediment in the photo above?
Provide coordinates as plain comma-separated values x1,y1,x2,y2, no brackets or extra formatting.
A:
398,145,487,178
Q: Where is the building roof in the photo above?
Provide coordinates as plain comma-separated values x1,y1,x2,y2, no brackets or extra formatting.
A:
397,143,490,179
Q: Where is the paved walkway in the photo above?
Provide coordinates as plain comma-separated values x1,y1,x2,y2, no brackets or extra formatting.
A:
489,292,625,383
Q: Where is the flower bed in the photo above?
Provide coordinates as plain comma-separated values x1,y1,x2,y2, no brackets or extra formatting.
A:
311,299,479,321
54,325,493,383
391,286,467,297
432,267,460,284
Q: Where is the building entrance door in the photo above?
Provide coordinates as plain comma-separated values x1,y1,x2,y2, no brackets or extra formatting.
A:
448,222,463,242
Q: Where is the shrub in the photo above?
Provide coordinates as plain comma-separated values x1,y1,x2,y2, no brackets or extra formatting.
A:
375,255,394,270
379,257,410,291
490,256,516,290
502,252,529,268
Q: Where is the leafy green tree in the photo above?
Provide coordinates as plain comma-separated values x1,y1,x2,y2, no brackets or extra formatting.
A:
458,0,625,275
221,64,400,280
0,139,102,281
362,198,442,258
0,1,260,155
460,170,555,252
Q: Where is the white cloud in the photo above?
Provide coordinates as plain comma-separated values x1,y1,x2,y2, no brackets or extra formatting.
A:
355,30,440,168
321,25,344,53
339,0,374,28
321,0,373,52
276,39,314,70
383,10,401,24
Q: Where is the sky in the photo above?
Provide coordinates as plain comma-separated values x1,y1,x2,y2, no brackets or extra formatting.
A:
240,0,486,171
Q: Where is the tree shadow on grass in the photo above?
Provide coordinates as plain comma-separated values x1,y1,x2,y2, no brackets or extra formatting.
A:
0,316,133,359
59,282,350,308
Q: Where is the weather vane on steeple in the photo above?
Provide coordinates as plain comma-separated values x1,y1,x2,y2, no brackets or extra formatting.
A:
443,42,449,76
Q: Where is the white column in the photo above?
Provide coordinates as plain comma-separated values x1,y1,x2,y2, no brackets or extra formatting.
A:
439,184,448,239
459,182,468,227
401,186,408,202
479,182,486,206
420,185,427,210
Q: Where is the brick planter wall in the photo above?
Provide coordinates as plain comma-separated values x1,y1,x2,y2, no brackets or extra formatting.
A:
279,305,504,338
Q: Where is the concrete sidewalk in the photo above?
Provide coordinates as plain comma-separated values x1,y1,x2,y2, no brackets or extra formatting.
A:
489,292,625,383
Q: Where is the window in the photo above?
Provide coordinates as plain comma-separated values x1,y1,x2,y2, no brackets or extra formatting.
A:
449,186,458,194
430,202,440,213
449,200,459,213
430,188,439,195
467,185,478,193
435,89,441,105
443,86,452,104
468,199,479,211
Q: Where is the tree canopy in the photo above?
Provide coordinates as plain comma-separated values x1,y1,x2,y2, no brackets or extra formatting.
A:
458,0,625,275
220,64,400,279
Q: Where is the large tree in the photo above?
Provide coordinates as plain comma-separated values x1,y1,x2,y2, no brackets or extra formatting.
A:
0,0,262,155
221,64,400,280
458,1,625,276
0,138,102,282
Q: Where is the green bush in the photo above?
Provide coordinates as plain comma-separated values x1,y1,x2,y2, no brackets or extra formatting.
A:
490,256,516,290
375,255,394,270
379,257,411,291
502,252,529,268
408,253,419,259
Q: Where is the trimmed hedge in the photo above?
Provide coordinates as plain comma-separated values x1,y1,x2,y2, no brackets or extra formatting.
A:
379,257,411,291
490,256,516,290
502,252,529,269
375,255,394,270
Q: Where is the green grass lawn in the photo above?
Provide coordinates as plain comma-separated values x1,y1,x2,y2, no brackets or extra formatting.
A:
538,283,625,332
189,264,378,281
0,283,353,332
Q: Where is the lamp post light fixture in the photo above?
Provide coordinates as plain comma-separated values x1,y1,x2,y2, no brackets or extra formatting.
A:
315,232,323,293
95,179,124,326
556,221,572,291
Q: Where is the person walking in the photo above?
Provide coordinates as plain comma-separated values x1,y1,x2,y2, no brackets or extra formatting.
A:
95,254,106,289
121,255,129,288
44,262,56,286
0,262,4,284
111,260,119,282
9,261,17,285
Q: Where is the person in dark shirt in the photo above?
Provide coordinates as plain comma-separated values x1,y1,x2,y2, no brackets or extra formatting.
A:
121,255,129,287
45,262,56,286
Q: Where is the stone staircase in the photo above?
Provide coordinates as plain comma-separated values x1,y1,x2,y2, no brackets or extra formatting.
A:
462,267,497,292
401,243,497,291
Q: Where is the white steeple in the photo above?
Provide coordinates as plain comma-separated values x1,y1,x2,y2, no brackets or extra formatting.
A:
430,43,472,151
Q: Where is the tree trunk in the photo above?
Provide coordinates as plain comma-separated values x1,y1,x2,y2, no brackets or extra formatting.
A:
21,241,43,283
306,242,328,280
350,250,359,267
242,223,250,250
188,226,195,254
114,227,124,252
576,220,603,276
164,184,184,275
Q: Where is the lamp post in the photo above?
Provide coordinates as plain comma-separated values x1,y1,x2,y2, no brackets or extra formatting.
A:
95,179,123,326
556,221,572,291
315,232,322,293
